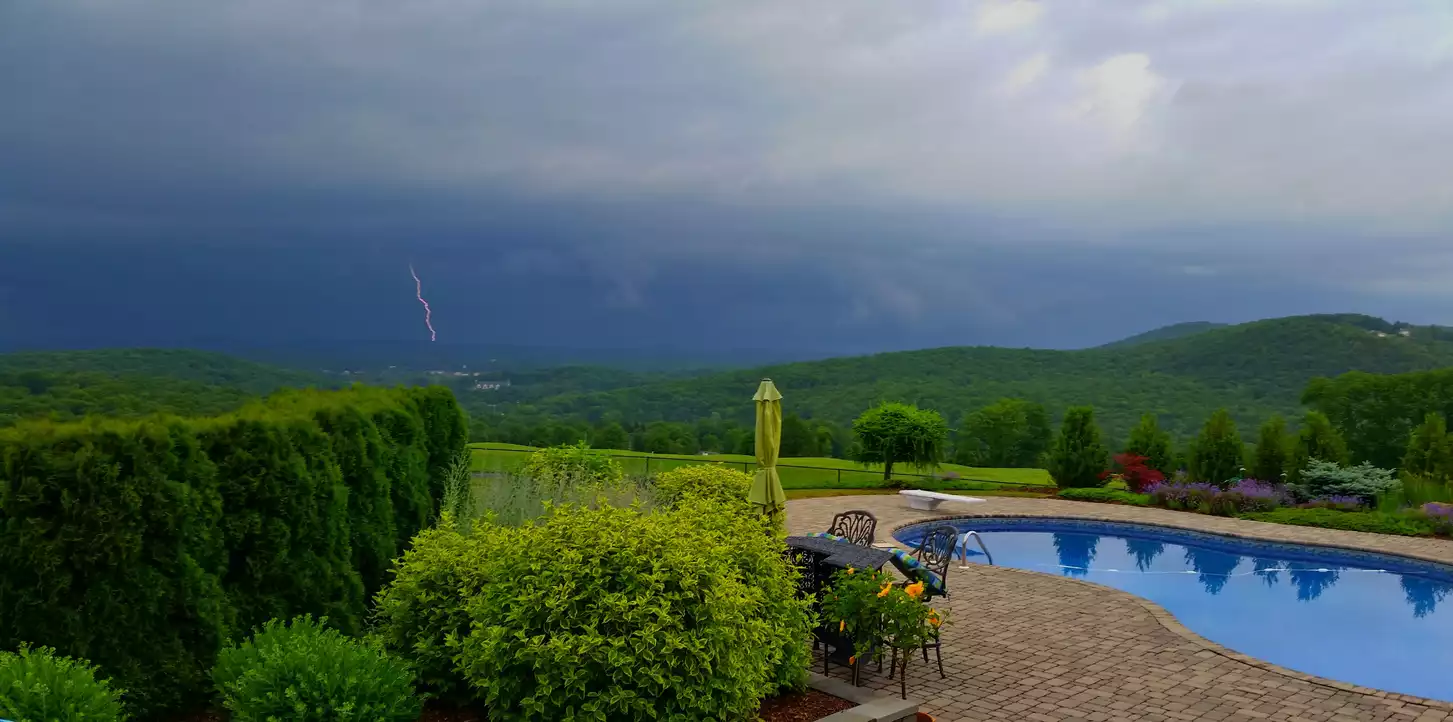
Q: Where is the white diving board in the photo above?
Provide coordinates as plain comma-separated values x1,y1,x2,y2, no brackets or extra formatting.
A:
898,489,986,511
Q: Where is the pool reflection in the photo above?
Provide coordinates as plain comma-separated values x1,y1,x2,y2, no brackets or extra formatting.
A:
1032,531,1453,615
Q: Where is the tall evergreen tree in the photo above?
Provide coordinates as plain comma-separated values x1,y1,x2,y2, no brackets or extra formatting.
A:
1123,413,1174,475
1403,412,1453,483
1191,409,1244,483
1252,415,1290,483
1289,410,1350,483
1047,406,1110,488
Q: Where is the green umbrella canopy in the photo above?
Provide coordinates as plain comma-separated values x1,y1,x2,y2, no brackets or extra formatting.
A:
749,379,787,518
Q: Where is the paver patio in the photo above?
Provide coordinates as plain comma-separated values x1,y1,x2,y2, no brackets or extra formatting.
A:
788,495,1453,722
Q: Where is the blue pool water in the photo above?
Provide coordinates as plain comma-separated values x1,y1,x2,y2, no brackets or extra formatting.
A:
895,518,1453,702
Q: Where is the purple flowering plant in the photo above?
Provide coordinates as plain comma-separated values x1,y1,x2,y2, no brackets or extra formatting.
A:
1298,495,1366,512
1423,502,1453,535
1147,478,1290,516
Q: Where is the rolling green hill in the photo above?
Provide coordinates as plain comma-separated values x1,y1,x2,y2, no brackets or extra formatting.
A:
0,349,333,426
1099,321,1227,348
512,314,1453,443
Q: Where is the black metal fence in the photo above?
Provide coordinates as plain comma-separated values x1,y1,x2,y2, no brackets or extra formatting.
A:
469,445,1049,489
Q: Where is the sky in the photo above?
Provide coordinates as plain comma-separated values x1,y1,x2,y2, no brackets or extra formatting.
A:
3,0,1453,358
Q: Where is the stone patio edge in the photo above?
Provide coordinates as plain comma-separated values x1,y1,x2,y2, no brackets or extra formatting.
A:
808,672,920,721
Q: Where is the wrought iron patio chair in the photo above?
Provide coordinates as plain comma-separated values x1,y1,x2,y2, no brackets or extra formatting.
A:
826,510,877,547
891,524,956,680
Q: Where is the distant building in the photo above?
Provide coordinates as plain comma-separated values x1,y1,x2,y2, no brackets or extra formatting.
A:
473,380,511,391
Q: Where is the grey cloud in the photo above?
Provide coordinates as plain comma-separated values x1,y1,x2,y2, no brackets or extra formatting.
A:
4,0,1453,349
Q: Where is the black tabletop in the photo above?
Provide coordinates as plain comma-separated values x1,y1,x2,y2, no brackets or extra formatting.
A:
786,535,895,572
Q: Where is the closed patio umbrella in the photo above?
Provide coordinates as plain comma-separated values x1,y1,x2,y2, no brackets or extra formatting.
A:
749,378,788,521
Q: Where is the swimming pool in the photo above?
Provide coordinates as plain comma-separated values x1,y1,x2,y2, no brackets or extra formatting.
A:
894,517,1453,702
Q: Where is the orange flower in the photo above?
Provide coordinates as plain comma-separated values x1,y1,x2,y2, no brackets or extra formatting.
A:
846,567,855,575
927,609,942,628
848,656,856,665
838,620,845,633
904,581,926,599
877,582,893,598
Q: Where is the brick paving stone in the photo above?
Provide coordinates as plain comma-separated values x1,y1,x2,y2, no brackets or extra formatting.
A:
790,495,1453,722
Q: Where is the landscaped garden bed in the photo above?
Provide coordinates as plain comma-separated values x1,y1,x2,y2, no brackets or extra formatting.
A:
1057,469,1453,539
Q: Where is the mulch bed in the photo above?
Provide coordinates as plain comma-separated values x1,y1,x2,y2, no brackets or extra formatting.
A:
757,688,857,722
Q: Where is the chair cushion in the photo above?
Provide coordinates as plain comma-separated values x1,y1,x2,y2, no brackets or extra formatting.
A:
807,532,848,542
888,548,947,595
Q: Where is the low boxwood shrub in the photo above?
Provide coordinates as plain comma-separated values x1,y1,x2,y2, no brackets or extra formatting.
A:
0,645,126,722
1057,488,1150,506
652,464,754,508
213,616,420,722
441,503,809,721
1238,508,1437,537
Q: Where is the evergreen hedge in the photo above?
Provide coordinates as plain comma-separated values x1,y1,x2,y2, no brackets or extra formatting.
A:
0,386,467,717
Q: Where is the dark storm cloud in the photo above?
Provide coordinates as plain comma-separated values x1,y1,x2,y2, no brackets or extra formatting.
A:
3,0,1453,352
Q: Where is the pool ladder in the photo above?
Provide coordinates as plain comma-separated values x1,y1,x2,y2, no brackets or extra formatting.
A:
957,531,993,566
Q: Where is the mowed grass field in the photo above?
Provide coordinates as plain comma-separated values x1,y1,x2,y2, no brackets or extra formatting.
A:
468,442,1053,490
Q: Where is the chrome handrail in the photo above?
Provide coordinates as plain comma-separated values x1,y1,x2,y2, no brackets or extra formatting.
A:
957,531,993,566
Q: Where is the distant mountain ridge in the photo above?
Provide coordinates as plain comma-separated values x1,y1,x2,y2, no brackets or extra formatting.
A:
508,313,1453,442
9,314,1453,445
1099,321,1229,348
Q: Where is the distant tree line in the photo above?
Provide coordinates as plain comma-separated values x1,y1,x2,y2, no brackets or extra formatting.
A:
477,365,1453,493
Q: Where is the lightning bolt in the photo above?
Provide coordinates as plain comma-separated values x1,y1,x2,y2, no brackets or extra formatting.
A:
409,263,436,342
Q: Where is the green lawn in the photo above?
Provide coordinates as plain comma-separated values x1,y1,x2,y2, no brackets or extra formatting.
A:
468,442,1052,490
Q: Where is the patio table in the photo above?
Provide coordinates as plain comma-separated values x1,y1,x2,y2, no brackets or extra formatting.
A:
785,535,894,573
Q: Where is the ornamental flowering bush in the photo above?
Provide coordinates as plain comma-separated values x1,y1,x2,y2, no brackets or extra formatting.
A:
1216,479,1292,514
1147,481,1220,512
820,569,944,667
1298,496,1366,512
1423,502,1453,535
1148,479,1289,516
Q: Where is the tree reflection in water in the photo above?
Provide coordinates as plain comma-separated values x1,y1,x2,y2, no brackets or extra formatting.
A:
1052,532,1098,577
1124,538,1165,571
1252,558,1282,587
1025,529,1453,618
1183,547,1241,595
1400,575,1453,618
1288,566,1341,601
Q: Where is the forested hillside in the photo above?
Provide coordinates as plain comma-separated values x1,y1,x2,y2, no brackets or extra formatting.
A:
1098,321,1227,348
498,315,1453,442
0,349,332,426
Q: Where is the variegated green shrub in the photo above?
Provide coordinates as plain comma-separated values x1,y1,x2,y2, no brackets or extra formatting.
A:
377,500,811,721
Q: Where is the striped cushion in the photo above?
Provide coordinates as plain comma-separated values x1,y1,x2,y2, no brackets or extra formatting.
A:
889,549,946,595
